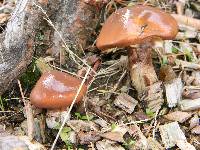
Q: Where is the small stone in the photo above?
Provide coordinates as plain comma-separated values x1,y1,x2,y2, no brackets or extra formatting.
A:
114,93,138,114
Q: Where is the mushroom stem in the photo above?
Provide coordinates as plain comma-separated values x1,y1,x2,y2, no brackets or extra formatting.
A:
128,43,158,94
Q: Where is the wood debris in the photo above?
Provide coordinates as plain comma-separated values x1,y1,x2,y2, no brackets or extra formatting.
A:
0,13,10,24
165,78,183,107
189,115,199,129
176,30,198,40
179,98,200,111
77,131,101,144
175,59,200,70
183,86,200,99
94,119,109,128
100,126,128,143
147,137,164,150
192,71,200,86
164,111,192,123
67,120,99,132
176,140,196,150
191,125,200,135
172,14,200,30
159,122,187,149
114,93,138,114
140,81,164,112
96,140,125,150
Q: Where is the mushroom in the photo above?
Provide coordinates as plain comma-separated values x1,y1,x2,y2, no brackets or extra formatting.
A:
30,57,100,109
96,5,178,111
30,70,87,109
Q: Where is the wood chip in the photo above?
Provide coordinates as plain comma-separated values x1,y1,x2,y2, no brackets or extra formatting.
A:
176,140,196,150
100,126,128,143
159,122,186,149
165,78,183,107
0,13,10,24
191,125,200,135
179,98,200,111
175,59,200,70
77,131,101,144
147,137,165,150
164,111,192,123
172,14,200,30
67,120,98,132
134,111,149,120
176,30,198,40
94,119,109,128
182,87,200,99
114,93,138,114
140,81,164,112
101,131,124,143
96,140,125,150
192,71,200,86
189,115,199,129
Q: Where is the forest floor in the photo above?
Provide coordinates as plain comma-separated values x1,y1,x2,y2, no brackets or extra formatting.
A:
0,0,200,150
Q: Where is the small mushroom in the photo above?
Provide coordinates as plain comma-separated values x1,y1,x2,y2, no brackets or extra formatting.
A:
30,70,87,109
30,56,100,109
97,5,178,93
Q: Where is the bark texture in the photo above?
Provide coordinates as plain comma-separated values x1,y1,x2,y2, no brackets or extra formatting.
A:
51,0,99,57
0,0,53,95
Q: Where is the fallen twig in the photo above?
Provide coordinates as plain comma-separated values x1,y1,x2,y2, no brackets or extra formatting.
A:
17,80,34,141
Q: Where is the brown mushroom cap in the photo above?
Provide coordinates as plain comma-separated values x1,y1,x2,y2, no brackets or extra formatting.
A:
30,70,87,109
96,5,178,51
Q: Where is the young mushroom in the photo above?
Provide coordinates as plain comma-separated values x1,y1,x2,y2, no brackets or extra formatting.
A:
96,5,178,111
30,70,87,109
30,58,100,109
